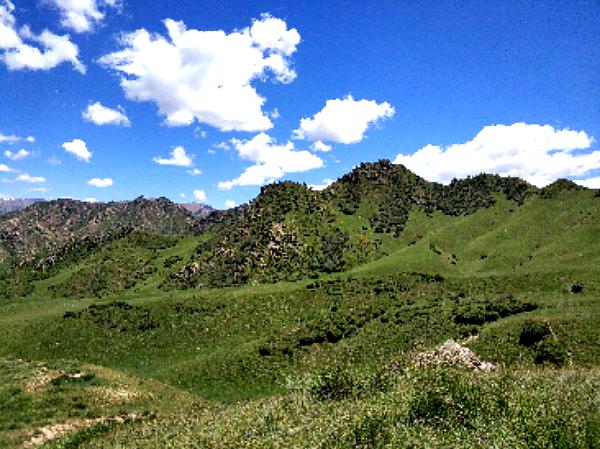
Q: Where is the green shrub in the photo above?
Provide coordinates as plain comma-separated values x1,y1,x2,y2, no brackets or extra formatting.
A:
310,366,356,401
520,320,552,347
534,338,569,367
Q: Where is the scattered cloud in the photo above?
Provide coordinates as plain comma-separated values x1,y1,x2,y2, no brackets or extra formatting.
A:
87,177,113,187
0,163,14,172
153,146,194,167
84,197,97,202
99,14,300,131
0,0,85,73
308,178,334,191
193,189,206,202
45,0,120,33
4,149,30,160
218,133,324,190
394,123,599,187
187,168,202,176
194,127,207,138
0,193,12,199
294,95,395,144
29,186,48,192
16,173,46,183
311,141,332,152
214,142,231,151
225,199,236,208
47,155,61,166
63,139,92,162
574,177,600,189
0,132,34,144
179,193,186,198
83,102,130,126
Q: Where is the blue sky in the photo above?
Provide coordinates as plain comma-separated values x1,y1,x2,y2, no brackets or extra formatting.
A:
1,0,599,208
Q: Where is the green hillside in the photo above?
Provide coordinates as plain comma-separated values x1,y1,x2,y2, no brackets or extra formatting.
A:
0,164,598,448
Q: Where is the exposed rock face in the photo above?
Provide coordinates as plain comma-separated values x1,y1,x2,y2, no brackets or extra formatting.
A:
414,339,496,371
0,197,197,264
180,202,216,218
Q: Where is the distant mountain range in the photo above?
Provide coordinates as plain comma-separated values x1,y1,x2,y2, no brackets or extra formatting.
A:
0,160,597,301
0,198,45,215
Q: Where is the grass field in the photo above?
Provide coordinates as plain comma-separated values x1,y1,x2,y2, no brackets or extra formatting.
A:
0,189,598,447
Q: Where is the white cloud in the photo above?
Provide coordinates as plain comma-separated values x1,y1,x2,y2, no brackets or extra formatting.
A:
4,149,30,160
574,177,600,189
47,155,61,166
311,141,332,152
29,186,48,192
83,102,130,126
84,197,97,202
193,189,206,202
0,132,35,144
153,146,194,167
308,178,334,191
394,123,599,187
187,168,202,176
63,139,92,162
0,193,12,200
224,199,236,208
0,163,14,172
0,1,85,73
16,173,45,183
99,14,300,132
294,95,395,144
194,127,207,138
46,0,120,33
87,177,113,187
218,133,324,190
179,193,186,199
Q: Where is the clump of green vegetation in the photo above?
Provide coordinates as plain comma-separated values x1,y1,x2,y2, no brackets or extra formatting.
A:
455,294,537,325
534,338,569,367
520,320,553,347
64,302,158,332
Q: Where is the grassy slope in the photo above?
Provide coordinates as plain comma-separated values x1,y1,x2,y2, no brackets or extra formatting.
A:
0,190,598,447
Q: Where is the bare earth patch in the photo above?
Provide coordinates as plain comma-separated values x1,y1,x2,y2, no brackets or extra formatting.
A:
24,415,137,447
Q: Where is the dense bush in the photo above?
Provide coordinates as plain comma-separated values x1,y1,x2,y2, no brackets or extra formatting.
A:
455,295,537,325
519,320,553,347
534,338,569,367
63,302,158,332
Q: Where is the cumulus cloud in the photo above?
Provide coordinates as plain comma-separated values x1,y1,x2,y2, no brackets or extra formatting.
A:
311,141,332,152
153,146,194,167
574,177,600,189
218,133,324,190
4,149,30,160
187,168,202,176
83,102,130,126
16,173,45,183
394,123,599,187
99,14,300,131
224,199,236,208
308,178,334,191
46,0,120,33
87,177,113,187
0,1,85,73
294,95,395,144
0,132,35,144
0,163,14,172
193,189,206,202
63,139,92,162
